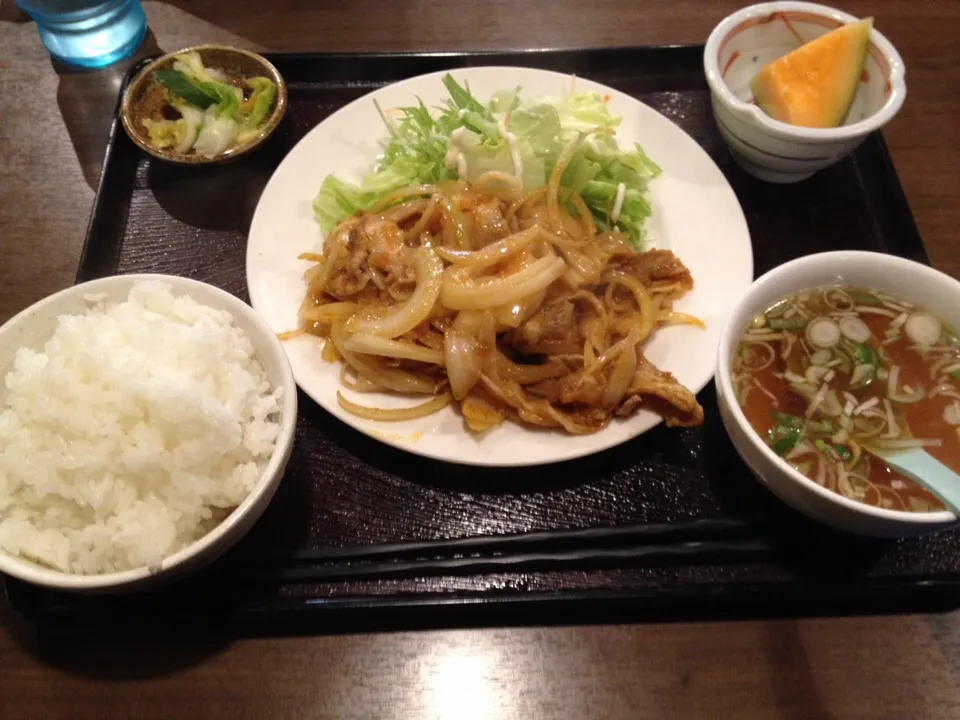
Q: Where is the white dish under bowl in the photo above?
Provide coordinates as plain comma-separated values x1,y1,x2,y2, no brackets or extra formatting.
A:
0,274,298,592
715,251,959,537
704,1,906,183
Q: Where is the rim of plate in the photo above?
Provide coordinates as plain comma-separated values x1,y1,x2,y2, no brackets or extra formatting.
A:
246,65,753,466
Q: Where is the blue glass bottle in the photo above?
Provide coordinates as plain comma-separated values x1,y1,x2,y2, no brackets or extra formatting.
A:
16,0,147,69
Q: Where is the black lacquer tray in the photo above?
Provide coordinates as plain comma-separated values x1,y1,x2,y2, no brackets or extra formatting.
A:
7,46,959,631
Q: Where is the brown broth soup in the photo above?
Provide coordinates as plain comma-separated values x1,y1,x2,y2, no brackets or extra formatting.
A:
732,285,960,512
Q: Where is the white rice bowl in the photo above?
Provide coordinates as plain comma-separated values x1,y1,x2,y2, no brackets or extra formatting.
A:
0,277,295,584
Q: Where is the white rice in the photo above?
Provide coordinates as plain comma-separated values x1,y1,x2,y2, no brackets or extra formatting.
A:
0,281,283,575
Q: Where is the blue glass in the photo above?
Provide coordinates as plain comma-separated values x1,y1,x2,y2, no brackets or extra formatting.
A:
16,0,147,68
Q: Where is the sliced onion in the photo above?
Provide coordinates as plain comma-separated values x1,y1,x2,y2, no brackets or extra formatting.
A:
442,255,566,311
753,379,779,406
601,330,640,409
605,271,657,342
301,301,359,327
823,288,854,311
434,227,538,270
368,184,438,213
890,386,925,404
556,245,602,284
850,364,874,388
882,398,900,438
438,194,470,250
838,470,872,502
887,363,900,398
492,287,547,328
444,331,480,400
340,365,382,393
444,310,487,400
904,312,942,346
806,317,841,348
660,311,706,329
852,413,887,439
330,324,436,394
337,391,451,421
742,332,785,342
822,389,843,416
930,384,960,401
741,341,776,372
805,365,829,384
780,331,797,361
941,362,960,377
930,354,960,380
495,353,569,385
810,349,832,366
853,397,879,415
805,383,829,418
943,403,960,426
344,333,444,365
304,227,348,294
354,248,443,338
786,439,814,460
854,306,897,317
839,316,871,344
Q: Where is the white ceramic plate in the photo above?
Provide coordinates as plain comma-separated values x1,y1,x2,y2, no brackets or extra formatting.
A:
247,66,753,466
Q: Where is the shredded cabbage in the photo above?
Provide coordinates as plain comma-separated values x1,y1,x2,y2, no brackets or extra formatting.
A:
312,73,661,248
193,106,239,158
141,118,187,150
152,51,277,156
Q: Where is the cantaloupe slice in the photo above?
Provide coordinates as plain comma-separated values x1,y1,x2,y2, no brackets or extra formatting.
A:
751,18,873,128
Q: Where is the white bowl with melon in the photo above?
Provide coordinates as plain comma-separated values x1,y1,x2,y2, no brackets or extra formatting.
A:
704,1,906,183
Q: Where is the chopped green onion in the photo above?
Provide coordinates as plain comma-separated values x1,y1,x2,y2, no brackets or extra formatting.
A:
944,324,960,348
806,317,841,348
844,340,876,367
806,420,834,435
770,427,801,455
771,410,804,428
768,316,806,331
833,444,853,461
765,299,791,319
849,291,881,305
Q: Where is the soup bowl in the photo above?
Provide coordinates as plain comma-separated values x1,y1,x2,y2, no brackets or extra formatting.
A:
715,251,960,537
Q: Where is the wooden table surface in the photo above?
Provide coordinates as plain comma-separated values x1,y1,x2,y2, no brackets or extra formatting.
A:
2,1,959,717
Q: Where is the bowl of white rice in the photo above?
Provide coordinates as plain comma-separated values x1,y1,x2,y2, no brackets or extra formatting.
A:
0,274,297,592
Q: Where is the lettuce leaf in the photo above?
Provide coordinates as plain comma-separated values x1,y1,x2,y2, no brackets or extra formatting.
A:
312,157,423,233
313,73,661,248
